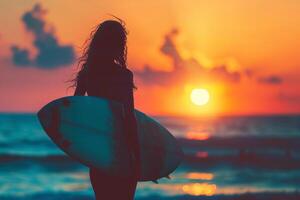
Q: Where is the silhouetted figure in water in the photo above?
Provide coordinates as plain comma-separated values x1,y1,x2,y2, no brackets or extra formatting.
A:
73,19,141,200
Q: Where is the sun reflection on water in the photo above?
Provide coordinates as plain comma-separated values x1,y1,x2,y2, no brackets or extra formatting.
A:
186,131,210,140
60,183,90,191
186,172,214,180
182,183,217,196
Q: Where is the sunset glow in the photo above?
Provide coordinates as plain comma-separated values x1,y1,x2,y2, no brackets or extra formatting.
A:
190,89,210,106
0,1,299,116
1,2,299,199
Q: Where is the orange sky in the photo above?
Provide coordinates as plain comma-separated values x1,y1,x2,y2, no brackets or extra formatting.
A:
0,0,299,116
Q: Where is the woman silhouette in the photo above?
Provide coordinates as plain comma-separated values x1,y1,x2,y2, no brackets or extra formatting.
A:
72,19,141,200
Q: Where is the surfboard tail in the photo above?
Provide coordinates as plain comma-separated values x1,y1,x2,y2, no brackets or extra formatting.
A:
165,175,171,179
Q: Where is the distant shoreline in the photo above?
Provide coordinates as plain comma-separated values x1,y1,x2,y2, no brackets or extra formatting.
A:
0,112,300,118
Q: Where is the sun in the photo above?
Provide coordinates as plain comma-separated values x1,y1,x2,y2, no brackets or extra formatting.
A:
190,88,210,106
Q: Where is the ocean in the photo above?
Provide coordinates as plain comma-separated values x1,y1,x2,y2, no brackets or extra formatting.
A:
0,113,299,199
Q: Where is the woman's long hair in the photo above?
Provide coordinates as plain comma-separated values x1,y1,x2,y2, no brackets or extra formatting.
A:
70,18,129,88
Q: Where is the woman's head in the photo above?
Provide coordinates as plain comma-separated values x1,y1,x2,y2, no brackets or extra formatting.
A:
87,20,128,67
77,19,128,72
70,19,128,88
68,18,137,91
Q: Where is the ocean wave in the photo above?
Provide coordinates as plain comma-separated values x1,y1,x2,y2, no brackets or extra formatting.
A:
1,192,300,200
0,153,83,172
0,153,70,162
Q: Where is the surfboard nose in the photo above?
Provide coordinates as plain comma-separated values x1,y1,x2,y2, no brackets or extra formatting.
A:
37,105,51,129
37,97,68,127
38,102,61,138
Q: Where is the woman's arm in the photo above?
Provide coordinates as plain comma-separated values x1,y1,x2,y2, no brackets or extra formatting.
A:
124,87,141,179
74,85,86,96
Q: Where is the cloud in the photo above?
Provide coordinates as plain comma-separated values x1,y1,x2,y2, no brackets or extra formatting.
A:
210,65,241,82
11,4,75,68
135,28,241,85
11,46,32,66
277,92,300,103
160,28,182,69
244,68,254,78
134,65,172,85
257,75,283,84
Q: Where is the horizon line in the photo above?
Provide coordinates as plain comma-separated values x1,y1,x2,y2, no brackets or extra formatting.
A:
0,111,299,118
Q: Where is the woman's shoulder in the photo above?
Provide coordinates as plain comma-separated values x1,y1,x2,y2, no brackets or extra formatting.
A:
124,67,133,77
88,64,133,83
114,64,133,77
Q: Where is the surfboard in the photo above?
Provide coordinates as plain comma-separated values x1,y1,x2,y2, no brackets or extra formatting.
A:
37,96,183,182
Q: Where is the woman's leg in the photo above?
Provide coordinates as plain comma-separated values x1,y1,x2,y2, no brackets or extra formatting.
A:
89,168,138,200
